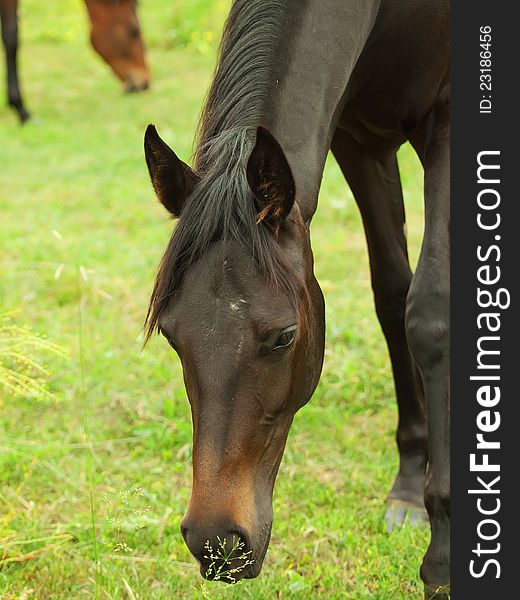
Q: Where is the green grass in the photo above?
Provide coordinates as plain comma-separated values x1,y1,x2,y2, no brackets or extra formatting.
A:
0,0,427,597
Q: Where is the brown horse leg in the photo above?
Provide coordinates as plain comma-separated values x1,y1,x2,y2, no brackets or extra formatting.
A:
407,99,450,599
0,0,30,122
331,129,428,530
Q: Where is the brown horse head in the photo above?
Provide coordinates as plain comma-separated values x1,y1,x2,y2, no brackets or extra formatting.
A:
84,0,150,92
144,125,325,580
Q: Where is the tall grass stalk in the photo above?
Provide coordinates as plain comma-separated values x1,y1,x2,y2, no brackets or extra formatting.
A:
76,267,102,599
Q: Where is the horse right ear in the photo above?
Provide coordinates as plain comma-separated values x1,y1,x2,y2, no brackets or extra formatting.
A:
144,124,198,217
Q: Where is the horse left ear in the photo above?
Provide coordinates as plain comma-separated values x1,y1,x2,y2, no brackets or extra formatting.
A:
144,124,199,217
247,126,296,233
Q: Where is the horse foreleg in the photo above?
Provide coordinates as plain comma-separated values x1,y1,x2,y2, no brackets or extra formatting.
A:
0,0,30,122
407,99,450,599
331,129,428,531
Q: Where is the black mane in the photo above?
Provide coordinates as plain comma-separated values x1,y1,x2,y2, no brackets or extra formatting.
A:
145,0,309,341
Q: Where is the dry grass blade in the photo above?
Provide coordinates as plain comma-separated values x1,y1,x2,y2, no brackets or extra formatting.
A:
0,533,73,550
0,536,73,566
122,577,138,600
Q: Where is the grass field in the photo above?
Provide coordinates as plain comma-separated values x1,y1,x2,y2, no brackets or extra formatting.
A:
0,1,428,597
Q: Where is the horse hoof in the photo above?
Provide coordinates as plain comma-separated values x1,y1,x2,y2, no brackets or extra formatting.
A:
424,583,450,599
385,498,428,532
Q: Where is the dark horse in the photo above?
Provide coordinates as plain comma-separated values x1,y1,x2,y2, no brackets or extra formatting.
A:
0,0,28,121
144,1,449,597
0,0,149,123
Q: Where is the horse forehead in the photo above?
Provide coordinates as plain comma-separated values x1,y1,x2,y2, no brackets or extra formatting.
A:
185,243,262,298
171,275,253,351
170,248,285,335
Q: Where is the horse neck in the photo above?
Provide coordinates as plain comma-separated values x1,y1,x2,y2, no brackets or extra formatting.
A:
262,0,380,222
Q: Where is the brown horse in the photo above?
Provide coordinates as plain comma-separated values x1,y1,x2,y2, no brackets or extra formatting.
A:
0,0,150,122
144,1,449,597
84,0,150,93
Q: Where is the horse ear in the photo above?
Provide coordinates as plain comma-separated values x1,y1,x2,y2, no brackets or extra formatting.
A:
144,124,198,217
247,126,295,234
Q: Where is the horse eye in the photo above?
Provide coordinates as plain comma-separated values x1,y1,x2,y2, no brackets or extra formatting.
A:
273,326,297,350
128,26,140,40
159,328,177,351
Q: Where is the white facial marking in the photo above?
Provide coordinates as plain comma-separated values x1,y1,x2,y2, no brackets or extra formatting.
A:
237,332,244,354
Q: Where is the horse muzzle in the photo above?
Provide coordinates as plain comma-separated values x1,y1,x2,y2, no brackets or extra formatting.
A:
180,514,271,582
124,69,150,92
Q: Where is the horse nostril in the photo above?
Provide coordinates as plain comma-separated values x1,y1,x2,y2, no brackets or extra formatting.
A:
227,528,251,555
180,521,189,544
